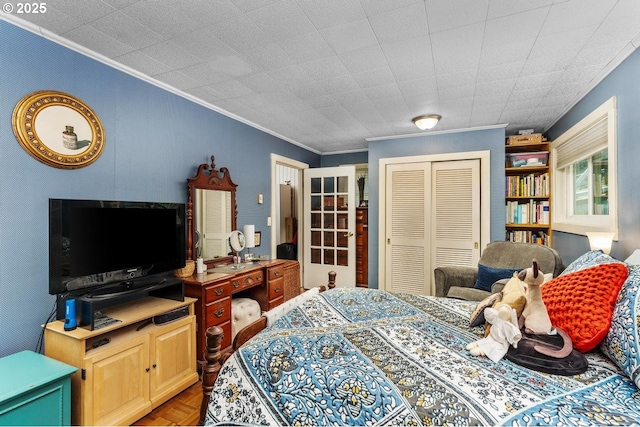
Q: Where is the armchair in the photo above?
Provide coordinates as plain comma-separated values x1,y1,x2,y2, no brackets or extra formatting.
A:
434,241,564,301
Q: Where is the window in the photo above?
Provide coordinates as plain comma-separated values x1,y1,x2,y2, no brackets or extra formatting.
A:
552,97,617,236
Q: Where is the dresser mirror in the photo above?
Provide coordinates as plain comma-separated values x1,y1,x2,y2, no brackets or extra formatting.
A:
187,155,237,268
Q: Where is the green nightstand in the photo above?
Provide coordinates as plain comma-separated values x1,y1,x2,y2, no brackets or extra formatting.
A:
0,350,77,426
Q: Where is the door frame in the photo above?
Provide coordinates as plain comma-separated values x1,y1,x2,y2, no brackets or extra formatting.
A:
378,150,491,291
270,153,308,280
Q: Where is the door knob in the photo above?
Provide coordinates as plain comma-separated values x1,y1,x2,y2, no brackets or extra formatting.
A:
343,232,354,237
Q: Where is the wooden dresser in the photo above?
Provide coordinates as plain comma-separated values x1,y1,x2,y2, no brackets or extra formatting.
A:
183,259,300,358
356,207,368,287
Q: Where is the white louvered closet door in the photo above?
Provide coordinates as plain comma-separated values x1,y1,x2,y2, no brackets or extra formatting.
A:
385,159,480,295
385,163,430,294
431,159,481,295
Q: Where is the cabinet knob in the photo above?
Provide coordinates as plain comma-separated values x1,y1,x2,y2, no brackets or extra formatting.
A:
214,288,223,296
146,368,150,372
214,308,225,318
153,364,157,368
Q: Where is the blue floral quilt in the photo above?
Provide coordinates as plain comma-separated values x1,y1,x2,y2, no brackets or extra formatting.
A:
205,288,640,426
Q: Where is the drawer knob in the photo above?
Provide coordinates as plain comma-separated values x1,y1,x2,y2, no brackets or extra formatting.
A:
214,308,225,318
214,288,223,296
233,281,240,288
244,277,254,285
257,275,263,281
274,271,280,276
274,286,281,293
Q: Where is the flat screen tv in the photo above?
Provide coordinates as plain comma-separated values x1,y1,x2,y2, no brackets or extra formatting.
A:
49,198,186,296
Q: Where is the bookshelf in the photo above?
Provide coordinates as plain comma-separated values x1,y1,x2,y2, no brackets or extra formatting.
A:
505,134,552,245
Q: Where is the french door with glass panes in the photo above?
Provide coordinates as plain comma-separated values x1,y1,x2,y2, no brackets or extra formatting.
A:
303,166,356,288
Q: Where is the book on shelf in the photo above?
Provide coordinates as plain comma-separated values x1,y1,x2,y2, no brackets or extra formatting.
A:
506,230,549,245
505,173,550,197
506,199,550,225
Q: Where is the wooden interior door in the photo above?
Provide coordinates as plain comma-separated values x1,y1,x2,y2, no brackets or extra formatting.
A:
303,166,356,288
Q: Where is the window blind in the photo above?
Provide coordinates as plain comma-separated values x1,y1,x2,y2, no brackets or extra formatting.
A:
555,115,608,169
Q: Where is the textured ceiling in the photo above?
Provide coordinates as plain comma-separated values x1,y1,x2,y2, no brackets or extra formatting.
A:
4,0,640,154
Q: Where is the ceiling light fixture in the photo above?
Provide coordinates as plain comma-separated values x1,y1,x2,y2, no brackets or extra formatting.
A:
412,114,441,130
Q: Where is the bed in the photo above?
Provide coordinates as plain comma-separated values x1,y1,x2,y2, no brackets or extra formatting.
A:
199,255,640,426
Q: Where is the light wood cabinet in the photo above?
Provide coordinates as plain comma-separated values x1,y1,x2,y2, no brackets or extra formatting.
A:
45,297,198,426
505,136,552,245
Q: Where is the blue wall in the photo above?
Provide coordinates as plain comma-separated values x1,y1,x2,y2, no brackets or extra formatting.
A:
0,21,319,357
321,151,368,167
548,49,640,264
366,128,506,288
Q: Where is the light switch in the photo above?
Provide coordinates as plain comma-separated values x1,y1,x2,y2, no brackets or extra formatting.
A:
257,194,263,204
267,216,272,226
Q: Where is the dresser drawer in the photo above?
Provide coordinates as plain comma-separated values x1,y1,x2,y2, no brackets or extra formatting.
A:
205,281,232,303
230,270,264,292
206,298,231,326
217,320,232,351
268,276,284,300
267,266,284,281
267,296,284,310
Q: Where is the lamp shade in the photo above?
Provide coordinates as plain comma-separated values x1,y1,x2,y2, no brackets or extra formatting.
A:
412,114,441,130
243,224,255,248
586,231,615,255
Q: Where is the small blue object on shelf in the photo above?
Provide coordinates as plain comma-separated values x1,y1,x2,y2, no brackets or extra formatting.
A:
0,350,77,426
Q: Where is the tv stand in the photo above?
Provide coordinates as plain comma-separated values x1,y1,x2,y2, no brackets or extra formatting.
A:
73,276,184,330
44,295,198,425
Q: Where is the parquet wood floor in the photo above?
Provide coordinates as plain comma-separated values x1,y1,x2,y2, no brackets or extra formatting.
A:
133,381,202,426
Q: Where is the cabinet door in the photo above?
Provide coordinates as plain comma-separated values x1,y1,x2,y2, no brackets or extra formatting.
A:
84,335,150,426
149,317,197,406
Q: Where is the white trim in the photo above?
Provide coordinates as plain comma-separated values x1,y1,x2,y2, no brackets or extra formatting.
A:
365,124,508,142
270,154,308,265
378,150,491,291
551,97,617,238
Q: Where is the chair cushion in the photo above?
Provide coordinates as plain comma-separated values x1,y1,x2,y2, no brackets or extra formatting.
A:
473,264,520,292
447,286,492,301
231,298,261,339
542,263,628,352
